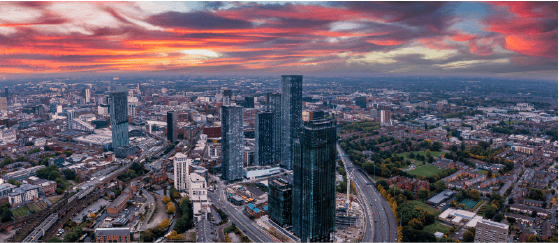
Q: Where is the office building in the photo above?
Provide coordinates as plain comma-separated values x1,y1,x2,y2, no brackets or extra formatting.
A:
355,97,366,108
109,87,129,149
255,111,274,166
221,105,244,182
292,118,337,242
380,109,391,124
167,110,178,142
95,228,131,243
268,175,293,226
474,219,509,242
128,102,137,117
281,75,303,170
370,108,377,118
174,153,191,192
0,97,7,111
223,89,232,98
67,109,76,130
83,88,91,103
267,93,282,163
223,96,231,106
244,96,255,108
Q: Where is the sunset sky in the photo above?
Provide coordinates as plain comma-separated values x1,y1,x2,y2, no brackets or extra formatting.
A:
0,1,557,79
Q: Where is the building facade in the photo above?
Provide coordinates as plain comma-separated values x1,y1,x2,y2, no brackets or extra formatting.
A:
95,228,131,242
167,110,178,142
267,93,282,164
0,97,7,111
292,119,337,242
255,111,274,166
474,219,509,242
268,175,293,226
281,75,303,170
380,109,391,124
221,105,244,182
174,153,190,192
109,87,129,148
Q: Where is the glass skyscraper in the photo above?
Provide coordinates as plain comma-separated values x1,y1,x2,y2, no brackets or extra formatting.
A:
281,75,303,170
292,118,337,242
221,105,244,182
255,111,274,166
268,175,293,227
109,87,129,149
167,110,178,142
267,93,282,164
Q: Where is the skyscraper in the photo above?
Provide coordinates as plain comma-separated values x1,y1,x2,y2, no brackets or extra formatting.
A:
267,93,282,163
281,75,303,170
4,87,9,106
167,110,178,142
244,96,255,108
174,153,190,192
83,88,91,103
67,109,76,130
268,175,293,226
221,105,243,182
380,109,391,125
292,118,337,242
0,97,7,111
255,111,274,166
355,97,367,108
109,87,129,149
223,89,232,98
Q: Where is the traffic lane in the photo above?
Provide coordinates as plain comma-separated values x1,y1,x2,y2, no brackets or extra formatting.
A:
352,171,374,242
209,193,274,242
353,170,384,242
358,172,391,242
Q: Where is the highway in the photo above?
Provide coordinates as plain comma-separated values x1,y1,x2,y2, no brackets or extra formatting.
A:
337,144,398,242
208,181,277,242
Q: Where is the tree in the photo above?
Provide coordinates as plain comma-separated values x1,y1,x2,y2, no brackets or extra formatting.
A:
63,170,76,180
527,235,537,242
167,202,176,214
433,181,446,193
425,149,432,158
46,237,62,242
450,200,457,208
470,190,481,201
418,189,429,200
173,217,188,233
487,170,493,179
483,205,498,219
167,231,184,240
531,211,537,217
463,227,475,242
160,219,170,229
163,196,171,204
7,179,21,187
508,198,515,204
2,209,13,223
494,213,504,222
408,218,423,230
378,180,389,190
403,190,415,200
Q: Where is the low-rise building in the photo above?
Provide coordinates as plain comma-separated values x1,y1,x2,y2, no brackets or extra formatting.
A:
8,184,40,206
95,227,131,242
107,194,129,215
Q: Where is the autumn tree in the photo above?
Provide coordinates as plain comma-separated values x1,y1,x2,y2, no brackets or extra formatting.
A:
160,219,170,229
166,202,176,214
163,196,171,204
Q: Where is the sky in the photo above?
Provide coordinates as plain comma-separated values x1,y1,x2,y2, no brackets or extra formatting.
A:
0,1,557,79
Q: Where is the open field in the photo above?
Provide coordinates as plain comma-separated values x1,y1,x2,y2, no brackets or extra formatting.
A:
407,164,444,177
405,200,441,217
423,221,451,235
11,206,30,217
396,150,447,159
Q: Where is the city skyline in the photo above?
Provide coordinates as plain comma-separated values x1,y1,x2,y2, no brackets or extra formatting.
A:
0,1,556,80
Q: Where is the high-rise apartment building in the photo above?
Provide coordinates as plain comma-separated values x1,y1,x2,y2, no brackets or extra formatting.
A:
474,219,509,242
380,109,391,125
267,93,282,163
244,97,255,108
173,153,191,192
67,109,76,130
109,87,129,149
281,75,303,170
221,105,244,182
268,175,293,227
255,111,274,166
292,118,337,242
167,110,178,142
355,97,367,108
223,89,232,98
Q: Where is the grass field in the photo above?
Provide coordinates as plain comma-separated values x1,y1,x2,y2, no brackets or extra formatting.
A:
405,200,441,217
11,206,30,217
396,150,447,159
407,164,444,177
459,199,480,209
423,221,451,235
50,196,63,203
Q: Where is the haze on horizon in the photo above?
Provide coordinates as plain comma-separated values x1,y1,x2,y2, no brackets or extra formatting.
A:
0,1,557,80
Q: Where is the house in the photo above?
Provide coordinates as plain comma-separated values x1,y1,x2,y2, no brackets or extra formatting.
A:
386,176,430,196
509,204,549,218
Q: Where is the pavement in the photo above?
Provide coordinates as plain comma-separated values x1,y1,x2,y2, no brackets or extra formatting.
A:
72,198,109,224
142,192,168,230
209,182,277,242
338,144,398,242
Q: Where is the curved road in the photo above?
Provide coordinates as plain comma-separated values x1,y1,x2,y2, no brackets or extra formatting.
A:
338,145,398,242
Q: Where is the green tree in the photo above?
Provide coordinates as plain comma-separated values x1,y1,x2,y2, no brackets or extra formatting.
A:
433,181,446,193
418,189,429,200
409,218,423,230
463,227,475,242
378,180,389,190
7,179,21,187
46,237,62,242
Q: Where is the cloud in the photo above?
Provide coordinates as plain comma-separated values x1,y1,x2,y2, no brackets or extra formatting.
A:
147,11,253,30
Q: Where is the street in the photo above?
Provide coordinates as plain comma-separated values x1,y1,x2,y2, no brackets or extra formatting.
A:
337,144,398,242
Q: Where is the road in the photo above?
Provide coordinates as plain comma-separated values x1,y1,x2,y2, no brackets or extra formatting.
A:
337,144,398,242
208,181,277,242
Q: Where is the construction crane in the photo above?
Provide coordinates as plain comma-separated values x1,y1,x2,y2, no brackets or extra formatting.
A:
346,171,354,216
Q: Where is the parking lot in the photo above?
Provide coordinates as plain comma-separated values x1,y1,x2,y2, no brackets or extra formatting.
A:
72,198,109,224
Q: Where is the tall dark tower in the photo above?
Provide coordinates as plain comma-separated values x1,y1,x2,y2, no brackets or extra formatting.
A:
292,118,337,242
4,87,9,106
267,93,282,163
221,105,244,182
255,111,274,166
109,87,129,149
167,110,178,142
281,75,302,170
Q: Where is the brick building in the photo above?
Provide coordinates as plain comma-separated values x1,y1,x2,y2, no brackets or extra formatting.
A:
95,227,131,242
386,176,430,196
